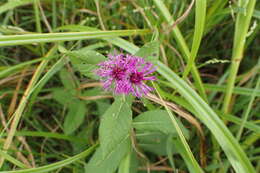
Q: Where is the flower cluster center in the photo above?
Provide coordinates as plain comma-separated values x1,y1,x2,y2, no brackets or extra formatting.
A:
96,53,156,97
130,72,143,84
111,67,125,80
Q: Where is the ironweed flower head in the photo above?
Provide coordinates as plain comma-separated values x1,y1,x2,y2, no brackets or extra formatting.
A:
96,53,156,97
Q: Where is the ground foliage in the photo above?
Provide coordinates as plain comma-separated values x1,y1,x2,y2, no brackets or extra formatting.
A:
0,0,259,173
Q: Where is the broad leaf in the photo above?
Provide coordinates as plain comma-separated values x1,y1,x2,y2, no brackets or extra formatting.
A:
68,50,106,79
136,131,176,156
68,50,106,65
118,149,139,173
99,96,132,158
59,68,77,92
64,100,86,135
133,110,189,139
134,41,159,63
52,88,76,106
85,138,130,173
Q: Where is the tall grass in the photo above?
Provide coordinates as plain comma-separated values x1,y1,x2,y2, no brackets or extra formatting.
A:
0,0,259,173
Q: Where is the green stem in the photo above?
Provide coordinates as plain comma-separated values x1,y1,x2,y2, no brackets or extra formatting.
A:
222,0,256,113
236,74,260,140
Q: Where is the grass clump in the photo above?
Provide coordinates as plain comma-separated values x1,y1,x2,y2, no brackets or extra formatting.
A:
0,0,259,173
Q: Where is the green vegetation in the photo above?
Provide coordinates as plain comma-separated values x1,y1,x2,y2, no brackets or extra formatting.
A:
0,0,259,172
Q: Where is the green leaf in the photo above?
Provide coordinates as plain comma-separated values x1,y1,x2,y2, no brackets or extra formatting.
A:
129,150,139,173
71,121,95,154
96,100,111,116
68,49,106,65
64,100,87,135
59,68,77,91
136,132,175,156
69,50,106,79
134,41,159,63
85,138,130,173
118,151,131,173
52,88,76,106
99,96,132,158
133,110,189,139
76,64,98,79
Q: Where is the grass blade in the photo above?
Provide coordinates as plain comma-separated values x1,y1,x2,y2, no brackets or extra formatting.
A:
0,144,97,173
0,30,150,47
152,0,207,101
0,56,56,79
204,84,260,97
0,46,57,168
183,0,207,77
156,61,255,173
236,75,260,140
0,0,34,15
219,113,260,134
2,131,82,142
0,150,28,169
56,24,140,53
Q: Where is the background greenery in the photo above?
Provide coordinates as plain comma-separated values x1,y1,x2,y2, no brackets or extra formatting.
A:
0,0,259,172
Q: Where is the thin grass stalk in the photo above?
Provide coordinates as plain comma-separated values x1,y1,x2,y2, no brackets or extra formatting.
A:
0,0,34,15
0,144,98,173
33,0,45,55
152,0,207,101
33,0,42,33
51,0,57,28
0,150,28,169
1,131,82,142
0,46,57,168
242,133,260,150
236,75,260,140
183,0,207,78
0,56,55,79
222,0,256,113
0,29,150,46
205,0,228,32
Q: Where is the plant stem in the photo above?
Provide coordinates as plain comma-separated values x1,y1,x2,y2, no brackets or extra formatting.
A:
222,0,256,113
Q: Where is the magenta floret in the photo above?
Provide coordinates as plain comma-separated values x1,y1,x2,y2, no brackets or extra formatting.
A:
95,53,156,97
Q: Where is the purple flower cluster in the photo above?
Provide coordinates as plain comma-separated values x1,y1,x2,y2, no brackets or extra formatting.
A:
96,53,156,97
